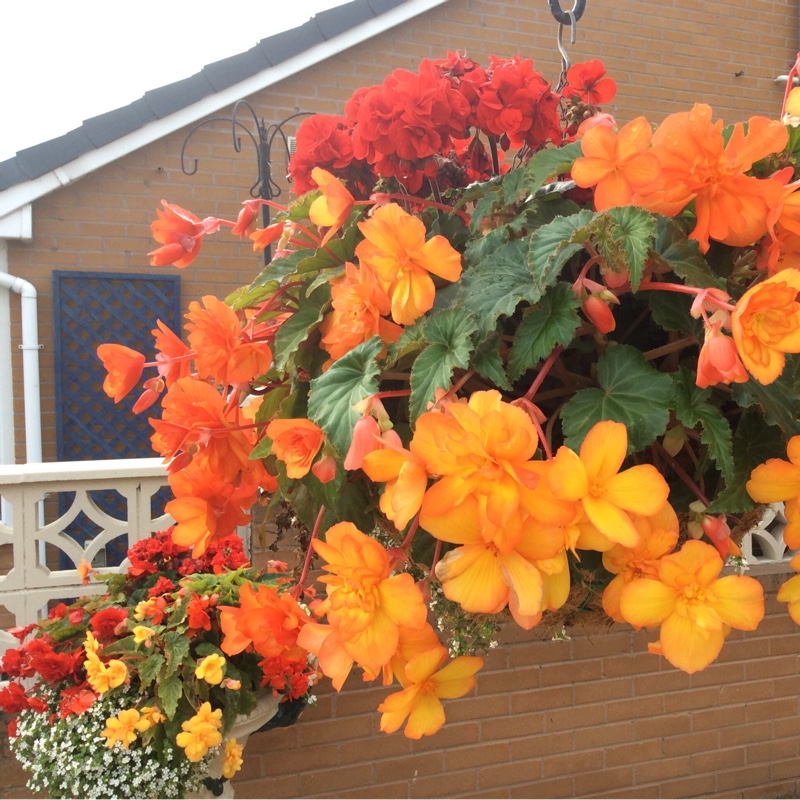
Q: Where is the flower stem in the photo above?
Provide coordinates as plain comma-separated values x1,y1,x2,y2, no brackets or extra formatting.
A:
653,441,710,506
290,505,326,600
524,346,563,401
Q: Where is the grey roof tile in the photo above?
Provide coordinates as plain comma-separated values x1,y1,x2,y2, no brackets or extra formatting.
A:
258,24,326,65
143,74,216,119
14,128,95,180
366,0,407,15
315,0,373,38
203,46,270,92
0,157,29,190
82,102,159,148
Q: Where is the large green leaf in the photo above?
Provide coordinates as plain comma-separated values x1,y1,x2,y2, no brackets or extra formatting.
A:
672,368,734,481
163,631,191,677
732,360,800,437
468,186,506,233
520,141,583,197
507,282,580,382
308,337,383,456
409,308,477,421
591,206,655,292
250,250,307,288
138,654,165,688
650,217,726,289
271,285,330,372
527,209,596,295
561,344,673,452
158,674,183,721
460,239,538,333
472,331,511,391
707,411,786,513
296,223,359,273
647,290,702,338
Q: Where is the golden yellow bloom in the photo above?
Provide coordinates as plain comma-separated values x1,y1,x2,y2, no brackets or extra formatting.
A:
195,654,226,685
619,540,764,673
101,708,150,749
139,705,165,726
777,554,800,624
134,599,157,622
85,656,128,694
222,739,244,779
132,626,155,644
185,701,223,731
730,268,800,384
549,420,670,548
176,724,223,762
83,631,100,656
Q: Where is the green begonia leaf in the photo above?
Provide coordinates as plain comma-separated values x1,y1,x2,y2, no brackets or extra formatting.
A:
272,285,330,372
138,654,165,688
650,217,726,289
507,282,581,382
472,331,512,391
672,368,734,481
561,344,673,452
158,674,183,721
732,359,800,437
308,337,383,456
410,308,477,422
592,206,655,292
520,141,583,197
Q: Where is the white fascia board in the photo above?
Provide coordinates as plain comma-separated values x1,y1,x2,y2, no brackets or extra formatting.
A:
0,206,32,240
0,0,448,220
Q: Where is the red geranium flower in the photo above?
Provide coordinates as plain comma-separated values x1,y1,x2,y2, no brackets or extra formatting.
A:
562,59,617,105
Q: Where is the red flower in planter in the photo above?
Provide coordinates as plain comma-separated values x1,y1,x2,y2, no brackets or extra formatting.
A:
563,59,617,105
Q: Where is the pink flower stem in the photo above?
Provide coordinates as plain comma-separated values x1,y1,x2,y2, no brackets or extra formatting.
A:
290,504,326,600
374,389,412,400
401,514,421,551
524,346,564,401
442,370,476,401
638,282,735,312
653,441,710,506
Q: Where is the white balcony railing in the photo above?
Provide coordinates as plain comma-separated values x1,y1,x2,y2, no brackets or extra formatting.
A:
0,458,171,638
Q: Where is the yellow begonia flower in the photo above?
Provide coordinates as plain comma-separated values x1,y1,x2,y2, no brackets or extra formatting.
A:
776,553,800,625
140,705,165,726
101,708,150,749
132,626,155,644
730,268,800,385
549,419,670,548
85,655,128,694
176,702,224,762
378,646,483,739
308,167,355,246
195,654,226,685
222,739,244,779
746,434,800,548
619,540,765,674
83,631,100,656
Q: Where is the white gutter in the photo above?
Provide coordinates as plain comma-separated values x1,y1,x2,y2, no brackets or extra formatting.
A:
0,0,448,219
0,261,42,465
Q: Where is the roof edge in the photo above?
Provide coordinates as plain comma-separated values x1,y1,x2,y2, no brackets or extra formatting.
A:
0,0,447,220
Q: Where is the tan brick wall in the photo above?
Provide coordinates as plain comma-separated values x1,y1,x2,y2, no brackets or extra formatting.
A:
4,0,798,463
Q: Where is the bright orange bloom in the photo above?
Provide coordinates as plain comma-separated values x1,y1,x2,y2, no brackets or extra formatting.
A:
185,295,273,388
97,344,145,403
266,418,325,479
149,200,218,269
231,200,261,237
319,262,403,365
220,583,309,660
355,203,462,325
601,503,679,623
635,105,788,252
696,318,749,389
549,420,670,548
730,268,800,384
309,167,355,245
571,116,662,210
777,554,800,625
361,438,428,530
297,522,427,679
746,434,800,548
152,320,193,386
619,540,764,673
378,646,483,739
249,222,285,252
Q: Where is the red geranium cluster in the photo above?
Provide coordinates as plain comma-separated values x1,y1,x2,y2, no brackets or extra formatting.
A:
289,51,615,196
258,654,312,701
126,527,249,578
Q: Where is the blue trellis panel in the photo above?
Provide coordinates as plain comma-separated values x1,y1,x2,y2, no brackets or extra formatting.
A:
53,271,181,565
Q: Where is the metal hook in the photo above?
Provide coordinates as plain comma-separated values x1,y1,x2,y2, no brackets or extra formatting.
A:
555,6,579,91
548,0,586,25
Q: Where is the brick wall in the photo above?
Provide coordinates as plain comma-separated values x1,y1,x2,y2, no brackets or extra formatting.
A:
5,573,795,799
3,0,799,464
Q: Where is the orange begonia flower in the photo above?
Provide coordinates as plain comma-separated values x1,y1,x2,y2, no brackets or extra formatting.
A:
571,116,662,210
185,295,273,389
249,222,286,253
619,540,764,673
309,167,356,245
319,262,403,366
152,320,193,386
730,268,800,385
355,203,462,325
549,420,670,548
266,418,325,479
297,522,427,678
746,434,800,548
96,344,145,403
378,646,483,739
635,105,788,252
777,554,800,625
601,503,680,623
149,200,219,269
220,583,309,660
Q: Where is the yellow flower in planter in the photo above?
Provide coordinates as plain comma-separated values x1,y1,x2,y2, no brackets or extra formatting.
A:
222,739,244,779
619,540,765,673
85,653,128,695
176,702,223,762
777,554,800,625
195,654,226,685
101,708,150,749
